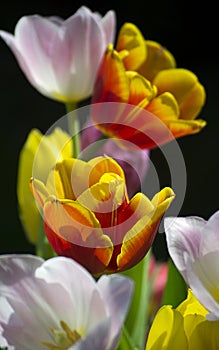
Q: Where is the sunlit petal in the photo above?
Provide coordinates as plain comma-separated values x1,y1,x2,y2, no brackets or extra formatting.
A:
138,40,176,81
116,22,147,70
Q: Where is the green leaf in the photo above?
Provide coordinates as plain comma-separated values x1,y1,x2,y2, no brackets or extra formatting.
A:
116,326,137,350
162,258,187,307
121,250,152,350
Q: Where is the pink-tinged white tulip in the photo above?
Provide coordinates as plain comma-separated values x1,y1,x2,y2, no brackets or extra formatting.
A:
0,6,116,103
0,255,133,349
164,211,219,320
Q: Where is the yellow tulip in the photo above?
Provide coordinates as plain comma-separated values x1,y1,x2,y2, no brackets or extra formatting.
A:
146,289,219,350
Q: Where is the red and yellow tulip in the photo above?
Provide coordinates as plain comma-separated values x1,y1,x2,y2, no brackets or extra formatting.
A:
91,24,206,149
31,156,175,276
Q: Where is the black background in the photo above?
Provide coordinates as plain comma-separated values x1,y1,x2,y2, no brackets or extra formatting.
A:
0,0,218,257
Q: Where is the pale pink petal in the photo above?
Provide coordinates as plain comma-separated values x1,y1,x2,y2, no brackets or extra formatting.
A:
184,252,219,320
98,274,134,350
164,216,206,281
72,318,111,350
101,10,116,44
0,30,43,95
35,257,107,330
14,16,60,95
200,210,219,254
165,212,219,320
60,7,108,100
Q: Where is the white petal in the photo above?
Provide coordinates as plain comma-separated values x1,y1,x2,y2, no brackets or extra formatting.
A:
98,274,134,350
59,7,106,100
164,216,206,282
184,252,219,320
200,210,219,254
15,16,60,95
72,317,111,350
35,257,107,330
101,10,116,44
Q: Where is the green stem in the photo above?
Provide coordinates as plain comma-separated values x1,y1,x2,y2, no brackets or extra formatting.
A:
65,102,81,158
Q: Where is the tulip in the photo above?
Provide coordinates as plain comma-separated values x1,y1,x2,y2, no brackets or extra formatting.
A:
145,289,219,350
17,127,72,244
0,6,116,103
0,254,133,349
80,120,150,197
91,23,206,149
31,155,175,276
164,210,219,320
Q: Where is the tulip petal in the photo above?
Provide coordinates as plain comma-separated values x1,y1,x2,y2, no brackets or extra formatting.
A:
15,16,61,97
46,158,98,200
164,216,206,280
189,319,219,349
199,210,219,255
127,72,157,105
145,306,188,349
88,156,126,183
153,68,206,120
30,178,50,208
72,318,111,350
138,40,176,81
116,23,147,70
146,92,179,120
44,198,113,275
76,175,126,224
35,256,108,332
100,10,116,44
97,274,134,350
56,6,108,101
164,214,219,320
117,188,175,270
92,44,129,103
167,118,207,138
177,289,208,318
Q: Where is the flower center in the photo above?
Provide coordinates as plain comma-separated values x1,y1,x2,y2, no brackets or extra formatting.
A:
42,320,81,349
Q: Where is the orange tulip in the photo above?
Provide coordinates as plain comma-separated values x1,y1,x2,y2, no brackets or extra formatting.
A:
31,156,175,276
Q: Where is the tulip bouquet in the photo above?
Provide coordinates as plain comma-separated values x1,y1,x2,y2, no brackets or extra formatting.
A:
0,5,217,350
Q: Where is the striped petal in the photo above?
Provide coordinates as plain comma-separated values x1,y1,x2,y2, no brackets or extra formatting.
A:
44,198,114,276
167,118,207,138
127,71,157,105
146,92,179,120
92,44,129,103
117,187,175,271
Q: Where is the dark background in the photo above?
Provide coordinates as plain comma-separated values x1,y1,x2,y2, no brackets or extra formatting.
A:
0,0,218,257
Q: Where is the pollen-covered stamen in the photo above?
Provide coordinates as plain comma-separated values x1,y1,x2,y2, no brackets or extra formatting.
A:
41,320,81,349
